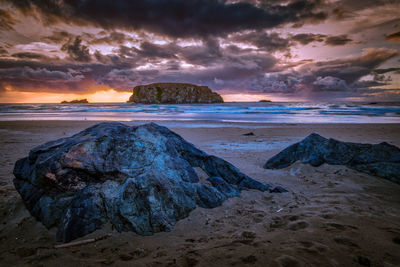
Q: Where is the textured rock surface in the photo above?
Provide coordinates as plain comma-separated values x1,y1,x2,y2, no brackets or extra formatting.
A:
13,122,285,242
127,83,223,104
264,133,400,184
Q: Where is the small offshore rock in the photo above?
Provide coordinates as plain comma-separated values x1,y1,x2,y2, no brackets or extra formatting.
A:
61,99,88,104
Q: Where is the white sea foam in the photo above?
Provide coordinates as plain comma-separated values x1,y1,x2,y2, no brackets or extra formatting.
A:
0,102,399,124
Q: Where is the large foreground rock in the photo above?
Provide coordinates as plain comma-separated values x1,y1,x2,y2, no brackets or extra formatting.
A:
14,122,285,242
127,83,223,104
264,133,400,184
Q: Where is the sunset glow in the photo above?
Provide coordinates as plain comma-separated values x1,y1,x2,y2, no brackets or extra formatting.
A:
0,89,132,103
0,0,399,103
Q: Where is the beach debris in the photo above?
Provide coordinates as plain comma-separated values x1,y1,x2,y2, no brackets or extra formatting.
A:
13,122,286,242
243,132,255,136
264,133,400,184
54,234,111,249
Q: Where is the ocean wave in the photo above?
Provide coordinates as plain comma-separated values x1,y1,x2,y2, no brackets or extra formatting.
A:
0,102,399,123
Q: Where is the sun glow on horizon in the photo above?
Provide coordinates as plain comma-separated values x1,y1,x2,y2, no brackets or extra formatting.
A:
0,89,132,103
0,91,303,103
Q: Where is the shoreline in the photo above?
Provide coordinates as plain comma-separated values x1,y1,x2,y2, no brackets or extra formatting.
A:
0,120,399,266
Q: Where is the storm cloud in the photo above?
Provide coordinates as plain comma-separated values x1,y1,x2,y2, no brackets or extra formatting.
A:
0,9,16,30
385,30,400,42
252,48,398,96
325,35,352,46
0,0,399,101
7,0,327,38
61,37,92,62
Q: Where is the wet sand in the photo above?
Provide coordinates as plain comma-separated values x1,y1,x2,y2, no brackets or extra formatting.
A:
0,121,400,266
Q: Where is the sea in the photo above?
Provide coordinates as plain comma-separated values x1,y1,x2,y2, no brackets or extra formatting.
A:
0,102,399,126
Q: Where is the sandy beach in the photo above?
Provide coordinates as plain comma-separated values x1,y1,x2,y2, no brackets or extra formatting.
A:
0,121,400,266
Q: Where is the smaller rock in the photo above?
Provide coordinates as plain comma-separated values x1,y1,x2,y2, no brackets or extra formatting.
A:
61,99,88,104
264,133,400,184
243,132,255,136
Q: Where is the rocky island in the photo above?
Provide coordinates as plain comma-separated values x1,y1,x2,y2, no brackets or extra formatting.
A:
61,99,89,104
127,83,223,104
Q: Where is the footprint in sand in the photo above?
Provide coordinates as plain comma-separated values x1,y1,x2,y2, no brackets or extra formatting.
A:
319,214,334,219
324,222,347,231
269,216,288,230
334,237,360,248
287,221,309,231
275,254,301,267
392,237,400,245
323,222,359,232
297,241,328,255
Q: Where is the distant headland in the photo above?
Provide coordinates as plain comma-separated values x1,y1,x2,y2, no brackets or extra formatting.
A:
127,83,223,104
259,99,271,102
61,99,89,104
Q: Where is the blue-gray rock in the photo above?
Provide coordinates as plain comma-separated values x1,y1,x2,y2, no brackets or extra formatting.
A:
207,176,240,198
264,133,400,184
13,122,285,242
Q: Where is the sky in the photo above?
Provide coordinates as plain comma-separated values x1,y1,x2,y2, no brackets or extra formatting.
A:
0,0,399,103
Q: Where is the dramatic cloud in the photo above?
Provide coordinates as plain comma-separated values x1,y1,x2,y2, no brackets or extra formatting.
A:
232,31,290,52
11,52,51,60
324,35,352,46
88,31,134,45
0,9,16,30
385,30,400,42
7,0,327,38
135,42,178,59
0,0,399,101
312,76,349,91
61,37,91,62
44,31,75,44
0,47,7,56
252,48,398,96
291,33,325,45
290,33,353,46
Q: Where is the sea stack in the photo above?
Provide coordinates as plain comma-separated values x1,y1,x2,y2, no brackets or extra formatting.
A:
127,83,224,104
61,99,89,104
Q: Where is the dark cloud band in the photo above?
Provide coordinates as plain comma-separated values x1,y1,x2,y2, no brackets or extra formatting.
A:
7,0,327,38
